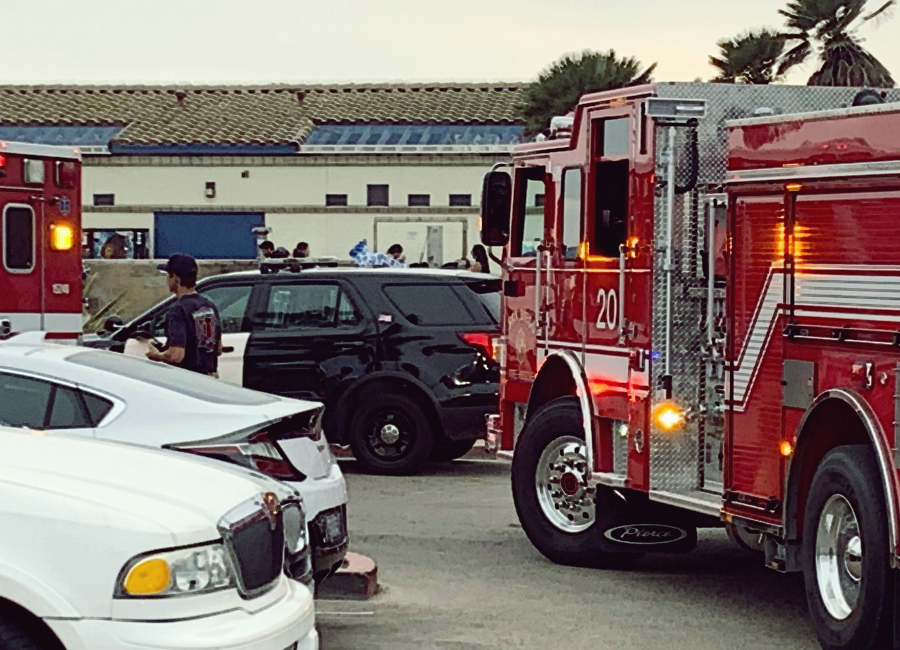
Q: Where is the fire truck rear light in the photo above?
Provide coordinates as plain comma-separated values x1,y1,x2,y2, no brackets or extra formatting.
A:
0,154,6,176
653,403,685,431
50,224,75,251
785,183,803,192
780,441,794,457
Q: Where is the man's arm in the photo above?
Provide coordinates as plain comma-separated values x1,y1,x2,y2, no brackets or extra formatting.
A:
147,307,187,366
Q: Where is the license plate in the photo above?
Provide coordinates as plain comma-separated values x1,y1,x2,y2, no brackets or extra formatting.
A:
324,510,345,544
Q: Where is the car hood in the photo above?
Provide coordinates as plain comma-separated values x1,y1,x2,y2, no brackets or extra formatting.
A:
0,428,270,544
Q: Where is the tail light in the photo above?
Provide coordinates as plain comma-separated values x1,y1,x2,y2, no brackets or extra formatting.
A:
459,332,499,363
167,408,323,481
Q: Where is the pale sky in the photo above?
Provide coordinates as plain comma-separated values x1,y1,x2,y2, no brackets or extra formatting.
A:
2,0,898,86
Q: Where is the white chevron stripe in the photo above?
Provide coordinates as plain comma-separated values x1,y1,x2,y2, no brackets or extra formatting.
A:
733,267,900,411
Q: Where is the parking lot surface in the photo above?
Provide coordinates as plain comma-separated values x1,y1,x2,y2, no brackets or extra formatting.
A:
318,456,820,650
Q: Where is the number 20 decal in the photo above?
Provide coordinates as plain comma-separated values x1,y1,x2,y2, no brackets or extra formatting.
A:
595,288,619,331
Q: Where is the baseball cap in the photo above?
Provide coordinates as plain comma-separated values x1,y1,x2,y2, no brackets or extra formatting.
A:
156,253,198,280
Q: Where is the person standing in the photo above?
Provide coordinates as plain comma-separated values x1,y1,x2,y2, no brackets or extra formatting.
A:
471,244,491,274
147,254,222,376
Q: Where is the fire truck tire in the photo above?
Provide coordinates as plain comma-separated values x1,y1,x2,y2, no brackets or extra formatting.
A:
348,393,434,475
802,445,893,650
511,397,642,568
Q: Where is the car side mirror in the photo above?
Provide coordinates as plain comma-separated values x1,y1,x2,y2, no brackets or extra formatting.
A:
481,170,512,247
103,316,124,334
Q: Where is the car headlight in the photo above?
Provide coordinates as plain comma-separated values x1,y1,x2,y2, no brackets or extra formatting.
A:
283,502,308,556
116,543,235,598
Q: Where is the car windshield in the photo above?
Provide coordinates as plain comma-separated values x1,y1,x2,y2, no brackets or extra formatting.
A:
65,350,278,406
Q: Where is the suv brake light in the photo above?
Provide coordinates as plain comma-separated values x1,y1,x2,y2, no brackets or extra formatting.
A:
459,332,499,362
167,408,323,481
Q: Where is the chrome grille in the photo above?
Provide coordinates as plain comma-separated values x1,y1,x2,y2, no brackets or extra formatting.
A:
218,493,285,598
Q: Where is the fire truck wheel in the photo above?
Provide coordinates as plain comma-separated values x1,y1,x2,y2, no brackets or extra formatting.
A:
348,393,434,475
511,397,641,568
802,445,893,650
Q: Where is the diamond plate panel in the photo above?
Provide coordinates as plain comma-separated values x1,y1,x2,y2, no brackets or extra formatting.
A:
648,83,900,493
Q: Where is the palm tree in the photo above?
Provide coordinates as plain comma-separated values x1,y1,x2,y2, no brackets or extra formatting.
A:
779,0,896,86
709,29,788,84
519,50,656,137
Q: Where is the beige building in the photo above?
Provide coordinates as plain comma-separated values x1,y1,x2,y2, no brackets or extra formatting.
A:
0,84,525,264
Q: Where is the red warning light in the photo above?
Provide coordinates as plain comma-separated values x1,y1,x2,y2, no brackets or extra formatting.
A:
0,154,6,176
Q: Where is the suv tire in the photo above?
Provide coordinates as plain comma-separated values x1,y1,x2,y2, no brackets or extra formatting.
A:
349,392,434,475
430,438,477,463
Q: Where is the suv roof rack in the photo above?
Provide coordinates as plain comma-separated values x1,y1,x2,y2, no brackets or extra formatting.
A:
259,257,341,274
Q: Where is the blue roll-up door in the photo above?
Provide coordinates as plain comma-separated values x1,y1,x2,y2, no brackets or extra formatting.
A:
154,212,264,260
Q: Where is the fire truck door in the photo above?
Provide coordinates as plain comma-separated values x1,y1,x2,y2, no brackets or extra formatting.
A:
544,167,585,358
0,191,42,332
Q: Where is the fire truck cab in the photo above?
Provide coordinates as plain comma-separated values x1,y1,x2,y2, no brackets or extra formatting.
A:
482,83,900,650
0,141,82,340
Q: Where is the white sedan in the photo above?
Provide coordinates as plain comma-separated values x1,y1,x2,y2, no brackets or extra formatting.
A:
0,425,318,650
0,336,348,583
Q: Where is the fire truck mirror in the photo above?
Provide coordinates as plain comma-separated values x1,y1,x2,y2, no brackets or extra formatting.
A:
480,171,512,247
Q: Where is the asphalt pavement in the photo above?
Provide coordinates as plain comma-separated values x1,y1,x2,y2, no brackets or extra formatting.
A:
318,454,820,650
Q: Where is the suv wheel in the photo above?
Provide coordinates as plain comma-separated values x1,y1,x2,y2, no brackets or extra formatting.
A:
349,393,433,475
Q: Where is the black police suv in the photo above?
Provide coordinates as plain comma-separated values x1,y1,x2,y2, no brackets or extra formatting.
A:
87,264,501,475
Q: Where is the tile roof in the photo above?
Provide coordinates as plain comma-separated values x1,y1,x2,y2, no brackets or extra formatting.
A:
0,84,526,149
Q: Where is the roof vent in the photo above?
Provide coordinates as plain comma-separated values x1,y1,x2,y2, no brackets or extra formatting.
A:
296,90,307,106
175,90,186,107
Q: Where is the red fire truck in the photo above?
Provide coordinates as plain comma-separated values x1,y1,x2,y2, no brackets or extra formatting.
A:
481,83,900,650
0,141,82,340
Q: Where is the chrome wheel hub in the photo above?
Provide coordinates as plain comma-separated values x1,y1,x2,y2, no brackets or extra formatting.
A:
380,424,401,445
535,436,595,533
816,494,863,621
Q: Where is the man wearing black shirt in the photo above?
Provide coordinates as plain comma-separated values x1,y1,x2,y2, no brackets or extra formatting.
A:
147,254,222,376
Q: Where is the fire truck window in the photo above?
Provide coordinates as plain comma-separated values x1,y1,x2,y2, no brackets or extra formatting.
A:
3,206,35,272
513,170,547,257
561,168,583,259
602,118,630,158
0,372,52,429
592,160,629,258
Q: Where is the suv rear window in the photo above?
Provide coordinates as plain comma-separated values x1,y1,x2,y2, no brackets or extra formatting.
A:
462,279,501,325
383,284,475,327
66,350,278,406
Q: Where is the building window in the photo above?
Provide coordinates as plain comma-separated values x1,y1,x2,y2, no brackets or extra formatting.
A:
408,194,430,207
367,184,389,207
93,194,115,207
326,194,348,207
449,194,472,207
535,194,545,208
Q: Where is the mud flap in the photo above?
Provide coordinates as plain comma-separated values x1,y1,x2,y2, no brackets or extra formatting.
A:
592,488,698,554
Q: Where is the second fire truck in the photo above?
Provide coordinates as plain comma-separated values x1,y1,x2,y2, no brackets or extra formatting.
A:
481,83,900,650
0,141,83,340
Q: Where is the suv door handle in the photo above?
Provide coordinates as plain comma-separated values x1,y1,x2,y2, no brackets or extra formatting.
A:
222,346,235,353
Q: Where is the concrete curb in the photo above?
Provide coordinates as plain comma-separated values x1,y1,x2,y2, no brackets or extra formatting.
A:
316,552,379,601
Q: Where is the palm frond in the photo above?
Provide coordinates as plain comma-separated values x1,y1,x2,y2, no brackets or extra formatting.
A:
863,0,896,21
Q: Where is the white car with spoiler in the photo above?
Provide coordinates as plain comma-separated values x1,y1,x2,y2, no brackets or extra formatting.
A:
0,426,318,650
0,338,348,584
